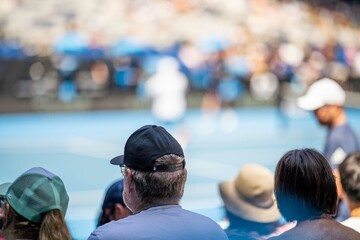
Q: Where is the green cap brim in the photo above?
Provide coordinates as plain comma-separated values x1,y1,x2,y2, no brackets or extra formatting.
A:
0,182,12,195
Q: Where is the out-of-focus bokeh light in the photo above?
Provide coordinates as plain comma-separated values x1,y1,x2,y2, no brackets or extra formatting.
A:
0,0,359,113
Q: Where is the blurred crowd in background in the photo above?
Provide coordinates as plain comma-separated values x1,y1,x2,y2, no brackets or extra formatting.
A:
1,0,360,112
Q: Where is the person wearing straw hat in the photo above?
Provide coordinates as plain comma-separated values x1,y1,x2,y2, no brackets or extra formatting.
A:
219,164,293,240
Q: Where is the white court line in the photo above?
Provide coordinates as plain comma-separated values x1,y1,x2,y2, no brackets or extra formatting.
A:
0,136,120,156
0,139,67,152
186,158,239,181
65,136,121,160
66,189,104,220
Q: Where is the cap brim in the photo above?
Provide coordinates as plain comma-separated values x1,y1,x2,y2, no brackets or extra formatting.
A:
0,182,12,195
219,181,280,223
110,155,125,165
297,95,324,111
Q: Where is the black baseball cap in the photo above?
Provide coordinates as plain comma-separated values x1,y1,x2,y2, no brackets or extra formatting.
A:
110,125,185,172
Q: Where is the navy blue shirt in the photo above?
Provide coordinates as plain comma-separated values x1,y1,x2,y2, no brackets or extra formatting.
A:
323,123,359,222
324,123,359,168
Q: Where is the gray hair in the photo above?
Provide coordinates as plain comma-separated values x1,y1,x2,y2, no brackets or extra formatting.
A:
131,154,187,207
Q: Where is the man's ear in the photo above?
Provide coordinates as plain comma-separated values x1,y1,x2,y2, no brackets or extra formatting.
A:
125,168,134,192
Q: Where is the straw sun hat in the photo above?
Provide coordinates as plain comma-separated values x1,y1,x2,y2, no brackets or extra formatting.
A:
219,164,280,223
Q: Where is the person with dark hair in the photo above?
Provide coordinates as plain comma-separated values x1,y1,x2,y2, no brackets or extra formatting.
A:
0,167,71,240
269,148,360,240
219,164,293,240
88,125,228,240
297,77,359,221
339,151,360,233
97,179,131,227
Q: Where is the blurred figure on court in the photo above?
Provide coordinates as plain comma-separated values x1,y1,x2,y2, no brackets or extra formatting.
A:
88,125,228,240
0,183,11,240
297,77,359,221
219,164,293,240
269,148,360,240
339,152,360,233
97,179,132,227
53,19,89,103
145,56,189,124
0,167,71,240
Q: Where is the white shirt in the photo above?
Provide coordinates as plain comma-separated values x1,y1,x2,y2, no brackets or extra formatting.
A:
342,217,360,233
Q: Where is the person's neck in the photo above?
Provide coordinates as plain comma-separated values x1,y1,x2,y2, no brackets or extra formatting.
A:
331,111,347,128
135,201,179,214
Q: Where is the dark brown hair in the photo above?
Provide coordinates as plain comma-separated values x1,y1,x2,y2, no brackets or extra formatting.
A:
339,151,360,203
274,148,338,222
39,209,72,240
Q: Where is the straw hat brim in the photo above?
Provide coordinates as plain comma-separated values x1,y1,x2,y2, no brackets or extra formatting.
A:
219,180,280,223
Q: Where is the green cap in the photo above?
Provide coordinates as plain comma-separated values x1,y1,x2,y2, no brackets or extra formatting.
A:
0,182,12,196
6,167,69,223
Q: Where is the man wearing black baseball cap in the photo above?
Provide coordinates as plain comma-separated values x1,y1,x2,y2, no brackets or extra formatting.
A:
88,125,228,240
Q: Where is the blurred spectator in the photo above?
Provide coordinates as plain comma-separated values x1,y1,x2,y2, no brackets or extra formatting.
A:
53,20,89,102
269,148,360,240
297,77,359,167
88,125,228,240
2,0,360,111
97,179,132,227
297,77,359,221
53,20,89,56
145,56,188,123
0,167,71,240
177,40,206,89
219,164,293,240
339,152,360,233
76,60,111,98
111,38,145,90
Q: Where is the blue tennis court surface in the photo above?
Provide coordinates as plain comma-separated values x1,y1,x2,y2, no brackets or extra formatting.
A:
1,107,359,239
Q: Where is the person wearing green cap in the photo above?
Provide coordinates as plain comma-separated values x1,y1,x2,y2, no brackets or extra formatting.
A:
0,167,71,240
0,182,11,240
